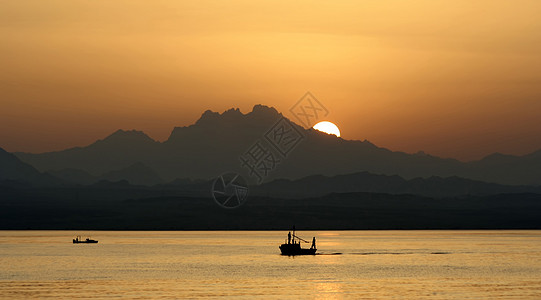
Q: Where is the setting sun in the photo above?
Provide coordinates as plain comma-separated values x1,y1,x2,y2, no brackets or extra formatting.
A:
313,121,341,137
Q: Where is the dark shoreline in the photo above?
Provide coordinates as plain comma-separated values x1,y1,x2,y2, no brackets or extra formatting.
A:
2,186,540,230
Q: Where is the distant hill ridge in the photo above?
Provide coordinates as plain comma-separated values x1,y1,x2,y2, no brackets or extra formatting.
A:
0,147,62,186
254,171,541,198
8,104,541,186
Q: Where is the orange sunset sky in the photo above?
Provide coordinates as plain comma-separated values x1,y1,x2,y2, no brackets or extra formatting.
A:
1,0,540,161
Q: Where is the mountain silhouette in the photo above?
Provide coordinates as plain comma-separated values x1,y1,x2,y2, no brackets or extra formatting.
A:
16,129,160,176
46,163,164,186
252,172,541,198
466,150,541,185
0,147,62,186
15,105,282,182
12,105,541,186
1,147,41,180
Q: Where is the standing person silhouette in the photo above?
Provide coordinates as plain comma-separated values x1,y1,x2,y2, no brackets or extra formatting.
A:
311,237,316,249
288,231,291,244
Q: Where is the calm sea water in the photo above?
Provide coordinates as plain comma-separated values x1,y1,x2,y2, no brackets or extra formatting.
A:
1,230,540,299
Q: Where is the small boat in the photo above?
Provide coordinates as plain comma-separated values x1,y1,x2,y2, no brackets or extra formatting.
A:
279,227,316,256
73,236,98,244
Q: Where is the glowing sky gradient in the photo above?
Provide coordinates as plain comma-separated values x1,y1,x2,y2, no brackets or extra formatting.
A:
1,1,540,161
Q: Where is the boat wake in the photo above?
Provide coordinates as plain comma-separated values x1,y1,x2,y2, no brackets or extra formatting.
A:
349,251,451,255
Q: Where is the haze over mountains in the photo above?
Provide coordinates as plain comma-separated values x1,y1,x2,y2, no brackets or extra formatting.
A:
2,105,541,230
3,145,541,230
11,105,541,187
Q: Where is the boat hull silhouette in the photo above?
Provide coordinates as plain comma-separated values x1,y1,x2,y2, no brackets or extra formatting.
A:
279,243,316,255
73,240,98,244
73,236,98,244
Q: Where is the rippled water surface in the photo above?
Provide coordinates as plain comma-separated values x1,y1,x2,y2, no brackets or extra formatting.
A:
1,230,540,299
